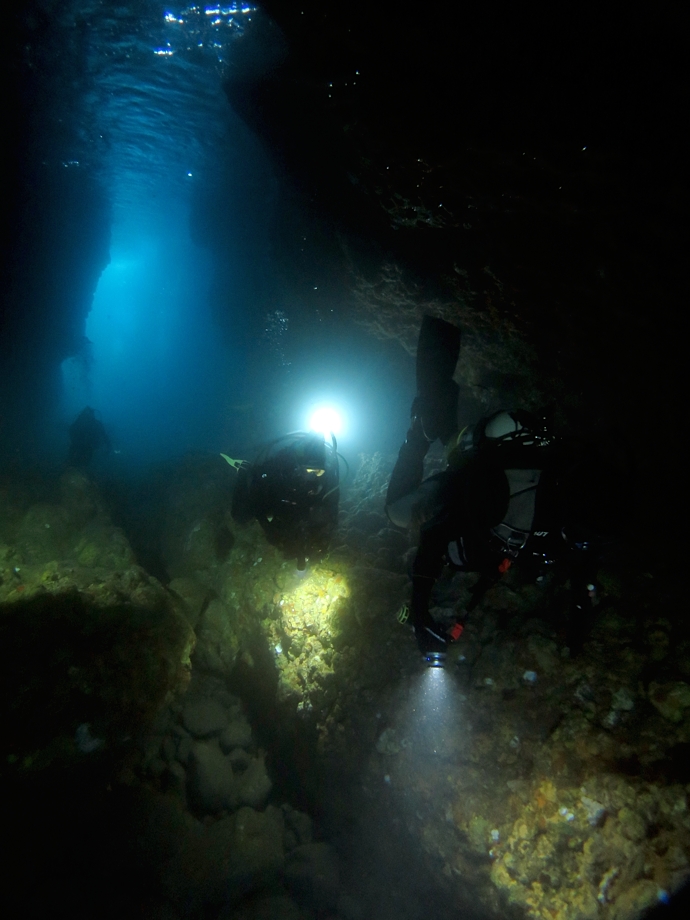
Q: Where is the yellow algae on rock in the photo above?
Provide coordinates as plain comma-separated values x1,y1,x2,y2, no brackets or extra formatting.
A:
258,564,351,706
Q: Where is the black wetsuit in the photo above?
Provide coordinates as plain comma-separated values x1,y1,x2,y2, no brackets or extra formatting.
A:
387,416,614,654
232,434,339,568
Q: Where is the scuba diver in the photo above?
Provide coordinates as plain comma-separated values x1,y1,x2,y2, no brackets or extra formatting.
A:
68,407,111,468
223,431,340,570
386,316,625,665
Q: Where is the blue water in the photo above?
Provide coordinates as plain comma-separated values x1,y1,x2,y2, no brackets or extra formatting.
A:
58,2,274,463
49,0,413,471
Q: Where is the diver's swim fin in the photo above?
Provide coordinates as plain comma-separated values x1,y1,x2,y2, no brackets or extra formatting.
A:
220,453,248,471
416,316,461,394
415,316,461,443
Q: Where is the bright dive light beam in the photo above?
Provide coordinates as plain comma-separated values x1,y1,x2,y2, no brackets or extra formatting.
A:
308,406,343,437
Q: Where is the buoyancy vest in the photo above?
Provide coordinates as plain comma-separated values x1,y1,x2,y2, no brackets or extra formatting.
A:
445,411,555,565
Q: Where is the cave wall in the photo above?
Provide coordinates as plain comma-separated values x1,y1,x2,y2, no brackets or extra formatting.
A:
1,2,111,464
222,1,687,528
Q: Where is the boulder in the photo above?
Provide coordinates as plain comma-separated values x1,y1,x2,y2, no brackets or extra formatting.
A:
15,503,72,563
59,469,107,528
219,716,253,751
207,806,285,901
236,754,272,809
176,734,193,765
164,761,188,805
159,804,284,911
282,805,313,847
227,747,252,771
193,599,240,674
284,842,341,911
649,682,690,723
168,577,210,629
187,739,237,813
182,697,229,737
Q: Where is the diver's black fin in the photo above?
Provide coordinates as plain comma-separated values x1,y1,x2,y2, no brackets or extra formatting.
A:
415,316,461,443
415,315,461,394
